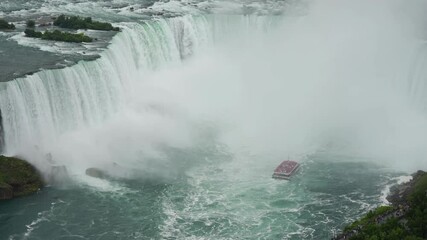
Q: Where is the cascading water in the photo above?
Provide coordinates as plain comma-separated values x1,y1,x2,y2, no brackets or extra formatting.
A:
0,14,279,175
1,1,427,239
401,44,427,110
0,17,184,152
0,109,4,152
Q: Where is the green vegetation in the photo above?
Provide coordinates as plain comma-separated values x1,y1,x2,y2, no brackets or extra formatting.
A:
343,172,427,240
43,30,93,42
410,173,427,199
0,19,15,30
53,15,119,31
344,206,393,232
25,29,93,43
26,20,36,28
0,155,43,199
348,217,418,240
24,29,42,38
406,174,427,238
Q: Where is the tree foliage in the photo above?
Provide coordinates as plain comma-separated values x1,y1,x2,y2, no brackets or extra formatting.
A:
53,15,119,31
25,28,93,43
0,19,15,30
26,20,35,28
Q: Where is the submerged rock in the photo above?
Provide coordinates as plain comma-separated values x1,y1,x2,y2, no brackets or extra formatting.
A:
0,155,43,200
86,163,132,180
85,168,107,179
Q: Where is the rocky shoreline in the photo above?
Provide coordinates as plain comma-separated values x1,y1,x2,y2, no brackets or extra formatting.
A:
0,155,43,200
333,170,427,240
387,170,426,205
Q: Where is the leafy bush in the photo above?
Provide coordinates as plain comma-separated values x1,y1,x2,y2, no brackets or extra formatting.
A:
53,15,119,31
0,19,15,30
25,28,93,43
24,29,42,38
26,20,35,28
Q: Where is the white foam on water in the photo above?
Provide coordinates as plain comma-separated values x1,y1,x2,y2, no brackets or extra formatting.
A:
23,200,59,238
74,174,127,193
380,175,413,205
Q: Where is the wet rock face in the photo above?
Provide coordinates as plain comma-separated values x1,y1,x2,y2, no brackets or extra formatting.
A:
0,155,43,200
0,183,13,200
387,171,426,206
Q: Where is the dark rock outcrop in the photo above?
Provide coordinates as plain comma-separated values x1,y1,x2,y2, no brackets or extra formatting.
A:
387,170,426,205
85,163,126,180
0,183,13,199
0,155,43,200
85,167,107,179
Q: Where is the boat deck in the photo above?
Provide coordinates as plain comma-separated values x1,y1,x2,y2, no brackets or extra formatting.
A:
272,160,299,179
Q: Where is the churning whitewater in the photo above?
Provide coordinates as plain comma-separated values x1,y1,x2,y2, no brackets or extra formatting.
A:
0,0,427,239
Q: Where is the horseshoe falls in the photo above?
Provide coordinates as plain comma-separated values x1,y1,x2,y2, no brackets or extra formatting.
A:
0,0,427,239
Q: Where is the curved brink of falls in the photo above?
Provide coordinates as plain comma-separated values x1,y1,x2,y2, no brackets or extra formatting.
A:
0,14,278,176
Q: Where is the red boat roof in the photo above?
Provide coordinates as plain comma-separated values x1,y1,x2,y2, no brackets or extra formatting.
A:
274,160,299,175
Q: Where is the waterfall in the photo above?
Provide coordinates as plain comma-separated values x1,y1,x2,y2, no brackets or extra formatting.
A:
403,44,427,111
0,14,280,159
0,15,202,155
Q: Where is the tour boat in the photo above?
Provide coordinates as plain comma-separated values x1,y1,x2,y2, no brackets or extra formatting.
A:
272,160,300,180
